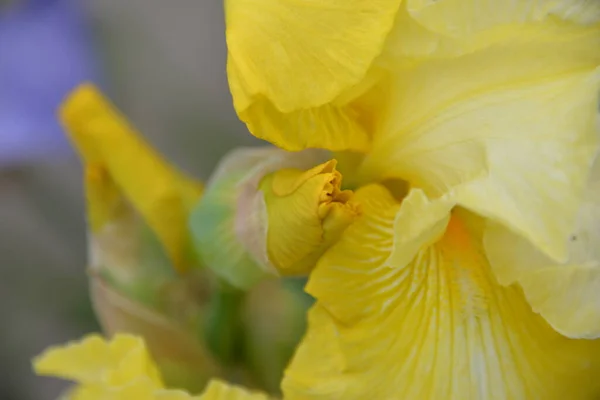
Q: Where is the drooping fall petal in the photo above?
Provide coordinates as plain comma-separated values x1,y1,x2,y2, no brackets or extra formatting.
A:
485,156,600,339
283,185,600,399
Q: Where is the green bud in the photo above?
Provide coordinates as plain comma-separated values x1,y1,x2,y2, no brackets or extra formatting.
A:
189,146,329,290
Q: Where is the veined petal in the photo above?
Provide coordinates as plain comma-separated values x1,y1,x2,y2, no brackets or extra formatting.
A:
225,0,401,152
518,266,600,340
485,157,600,338
406,0,600,38
60,84,203,272
550,0,600,24
359,23,600,261
283,186,600,399
381,2,600,63
33,334,163,388
225,0,401,112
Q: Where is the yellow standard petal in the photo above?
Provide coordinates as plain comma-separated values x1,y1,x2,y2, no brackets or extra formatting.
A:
358,17,600,262
283,184,600,400
225,0,401,151
60,84,203,272
259,159,359,276
485,155,600,339
68,379,270,400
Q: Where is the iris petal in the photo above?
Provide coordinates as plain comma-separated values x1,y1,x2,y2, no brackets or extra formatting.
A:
485,157,600,339
225,0,401,151
283,185,600,399
406,0,600,37
360,23,600,261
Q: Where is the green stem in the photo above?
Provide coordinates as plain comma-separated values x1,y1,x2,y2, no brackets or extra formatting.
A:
203,282,246,367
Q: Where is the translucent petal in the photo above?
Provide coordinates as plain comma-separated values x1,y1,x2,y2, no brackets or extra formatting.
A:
359,26,600,261
485,158,600,338
406,0,600,38
33,334,163,388
381,2,600,63
283,186,600,399
518,265,600,340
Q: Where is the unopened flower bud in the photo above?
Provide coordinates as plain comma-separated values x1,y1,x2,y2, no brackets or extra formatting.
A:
190,147,359,289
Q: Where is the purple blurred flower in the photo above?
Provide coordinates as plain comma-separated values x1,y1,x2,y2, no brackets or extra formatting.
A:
0,0,101,166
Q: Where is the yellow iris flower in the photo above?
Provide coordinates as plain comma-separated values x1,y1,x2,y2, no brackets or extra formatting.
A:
225,0,600,398
32,1,600,398
33,334,270,400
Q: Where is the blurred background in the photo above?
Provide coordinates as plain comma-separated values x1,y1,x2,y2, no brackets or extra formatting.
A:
0,1,259,398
